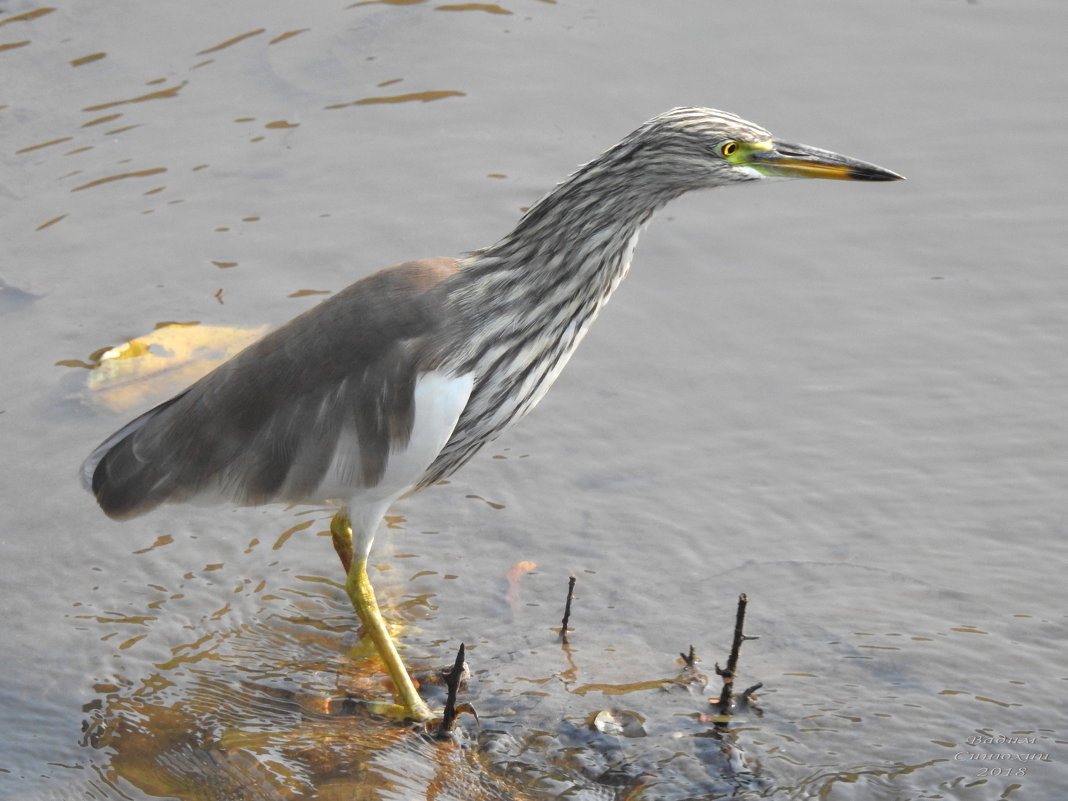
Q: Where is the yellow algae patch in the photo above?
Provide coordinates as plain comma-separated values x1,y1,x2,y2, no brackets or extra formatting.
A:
0,7,55,26
269,29,308,45
86,323,268,411
71,52,106,66
436,3,512,14
16,137,73,154
196,28,265,55
82,82,186,112
325,90,465,110
71,167,167,192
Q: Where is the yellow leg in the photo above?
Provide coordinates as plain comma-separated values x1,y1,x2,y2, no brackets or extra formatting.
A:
330,512,433,722
331,515,353,573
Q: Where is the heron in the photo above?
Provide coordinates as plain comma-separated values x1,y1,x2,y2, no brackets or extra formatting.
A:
82,107,903,722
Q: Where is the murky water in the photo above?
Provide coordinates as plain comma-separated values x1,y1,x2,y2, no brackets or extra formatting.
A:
3,1,1067,798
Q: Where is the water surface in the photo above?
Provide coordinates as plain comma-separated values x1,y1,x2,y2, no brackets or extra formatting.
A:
2,1,1067,798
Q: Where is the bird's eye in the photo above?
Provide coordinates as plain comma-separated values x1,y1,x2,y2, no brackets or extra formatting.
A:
719,141,740,158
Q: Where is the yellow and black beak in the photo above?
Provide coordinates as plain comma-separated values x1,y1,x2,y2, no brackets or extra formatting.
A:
743,140,904,182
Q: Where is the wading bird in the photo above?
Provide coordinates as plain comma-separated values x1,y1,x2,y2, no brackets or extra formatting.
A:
83,108,903,721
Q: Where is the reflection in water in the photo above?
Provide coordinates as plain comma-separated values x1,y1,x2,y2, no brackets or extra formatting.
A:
81,607,478,798
5,0,1066,794
76,556,778,800
70,543,1057,799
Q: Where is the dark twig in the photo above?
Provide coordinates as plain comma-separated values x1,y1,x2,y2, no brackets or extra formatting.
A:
713,594,758,718
741,682,764,702
560,575,577,643
438,642,465,735
680,644,698,668
716,594,748,679
700,595,765,792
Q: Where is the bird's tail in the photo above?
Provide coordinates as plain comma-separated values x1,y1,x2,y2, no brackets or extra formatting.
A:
81,393,188,520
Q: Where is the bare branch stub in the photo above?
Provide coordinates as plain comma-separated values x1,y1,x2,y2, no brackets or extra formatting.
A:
725,593,748,678
437,642,466,736
560,574,577,643
714,593,751,718
680,644,697,668
741,682,763,700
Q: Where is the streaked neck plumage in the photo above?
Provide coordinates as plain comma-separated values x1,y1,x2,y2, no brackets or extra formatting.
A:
447,138,692,365
421,142,687,485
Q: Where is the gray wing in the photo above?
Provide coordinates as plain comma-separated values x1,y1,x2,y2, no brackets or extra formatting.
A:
83,259,460,519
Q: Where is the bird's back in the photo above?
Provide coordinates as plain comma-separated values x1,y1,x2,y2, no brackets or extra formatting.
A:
84,258,462,519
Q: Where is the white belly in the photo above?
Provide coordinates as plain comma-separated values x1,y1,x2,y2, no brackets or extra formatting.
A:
316,369,474,545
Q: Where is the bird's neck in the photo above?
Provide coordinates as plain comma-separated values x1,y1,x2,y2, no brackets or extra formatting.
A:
487,159,682,275
419,161,681,484
447,164,683,347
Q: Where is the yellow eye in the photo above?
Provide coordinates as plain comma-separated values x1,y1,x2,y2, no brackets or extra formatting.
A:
719,141,740,158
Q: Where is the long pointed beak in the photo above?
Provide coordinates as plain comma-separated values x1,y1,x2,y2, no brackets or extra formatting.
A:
749,140,905,182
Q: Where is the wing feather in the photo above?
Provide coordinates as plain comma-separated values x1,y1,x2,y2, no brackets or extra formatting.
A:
84,259,460,519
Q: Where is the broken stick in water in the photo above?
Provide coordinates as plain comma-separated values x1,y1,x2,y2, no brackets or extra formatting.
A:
680,644,698,669
560,574,577,643
711,593,762,720
437,642,466,736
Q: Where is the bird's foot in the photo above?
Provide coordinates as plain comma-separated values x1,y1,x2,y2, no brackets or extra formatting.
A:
365,697,436,724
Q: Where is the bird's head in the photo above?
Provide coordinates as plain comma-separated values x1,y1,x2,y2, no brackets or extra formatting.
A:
618,107,904,191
